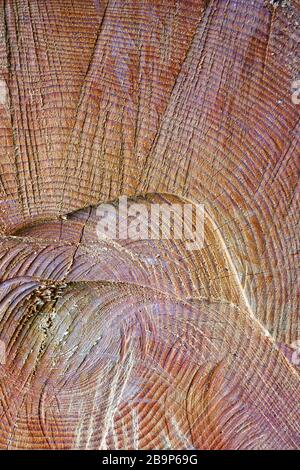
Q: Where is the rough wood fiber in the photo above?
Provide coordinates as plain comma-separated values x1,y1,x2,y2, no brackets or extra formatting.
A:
0,0,299,449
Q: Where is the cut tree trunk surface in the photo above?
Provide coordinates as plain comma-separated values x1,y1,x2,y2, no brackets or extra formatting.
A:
0,0,299,449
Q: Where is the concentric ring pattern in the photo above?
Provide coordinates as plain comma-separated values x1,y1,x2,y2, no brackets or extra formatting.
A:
0,0,299,449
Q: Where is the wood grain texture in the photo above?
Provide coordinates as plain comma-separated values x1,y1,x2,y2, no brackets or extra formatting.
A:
0,0,299,449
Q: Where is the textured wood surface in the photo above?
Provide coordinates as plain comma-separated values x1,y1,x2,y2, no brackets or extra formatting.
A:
0,0,299,449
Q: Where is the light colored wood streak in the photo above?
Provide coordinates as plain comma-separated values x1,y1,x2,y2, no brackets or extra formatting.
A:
0,0,299,450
